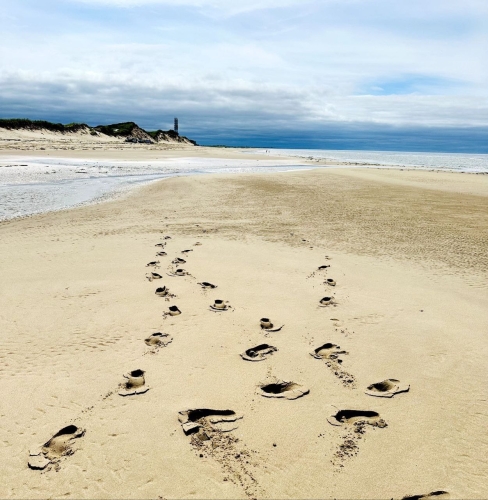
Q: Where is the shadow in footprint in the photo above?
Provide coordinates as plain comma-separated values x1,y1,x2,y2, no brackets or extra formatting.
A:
145,332,173,348
325,278,336,286
146,261,160,267
258,380,309,400
118,369,150,396
365,379,410,398
327,409,387,428
146,272,162,282
172,257,186,265
198,281,217,289
167,268,189,277
155,286,175,299
210,299,232,312
28,425,85,470
241,344,277,362
163,305,181,318
403,492,450,500
260,318,284,333
318,265,330,270
156,251,167,257
319,296,335,307
181,249,193,254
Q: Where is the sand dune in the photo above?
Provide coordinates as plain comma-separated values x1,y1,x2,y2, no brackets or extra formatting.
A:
0,166,487,498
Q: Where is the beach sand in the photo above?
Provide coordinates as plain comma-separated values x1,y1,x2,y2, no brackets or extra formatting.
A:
0,164,487,499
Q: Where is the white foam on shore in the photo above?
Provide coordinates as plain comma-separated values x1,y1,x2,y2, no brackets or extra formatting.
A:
254,148,488,173
0,157,312,221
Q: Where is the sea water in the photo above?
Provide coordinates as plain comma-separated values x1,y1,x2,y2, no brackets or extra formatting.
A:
263,149,488,173
0,156,310,221
1,149,487,221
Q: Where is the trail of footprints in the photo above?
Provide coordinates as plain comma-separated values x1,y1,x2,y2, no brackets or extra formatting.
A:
27,236,445,499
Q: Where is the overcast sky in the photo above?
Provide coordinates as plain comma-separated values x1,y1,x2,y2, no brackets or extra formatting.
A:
1,0,487,150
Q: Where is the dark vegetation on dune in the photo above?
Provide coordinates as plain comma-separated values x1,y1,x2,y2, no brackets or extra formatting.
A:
0,118,88,133
0,118,197,145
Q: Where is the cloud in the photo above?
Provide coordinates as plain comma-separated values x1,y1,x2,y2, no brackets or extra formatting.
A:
1,0,487,151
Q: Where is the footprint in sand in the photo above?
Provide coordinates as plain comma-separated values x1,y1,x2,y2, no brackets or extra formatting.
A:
179,409,243,437
210,299,232,311
145,332,173,348
155,243,166,248
155,286,175,298
311,342,347,360
146,272,162,282
172,257,186,265
260,318,284,332
181,249,193,254
318,265,330,270
118,369,150,396
319,296,335,307
365,379,410,398
327,409,387,428
163,305,181,318
240,344,277,362
178,409,260,497
402,492,450,500
325,278,336,286
156,251,167,257
311,343,356,387
258,380,309,400
146,260,160,267
198,281,218,289
28,425,85,470
194,242,202,246
167,268,189,277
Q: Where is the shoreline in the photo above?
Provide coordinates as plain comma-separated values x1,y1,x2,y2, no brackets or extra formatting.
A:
1,166,487,499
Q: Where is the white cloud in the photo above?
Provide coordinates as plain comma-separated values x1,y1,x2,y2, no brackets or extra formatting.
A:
0,0,487,134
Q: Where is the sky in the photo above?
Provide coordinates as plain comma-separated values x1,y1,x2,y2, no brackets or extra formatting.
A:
1,0,488,151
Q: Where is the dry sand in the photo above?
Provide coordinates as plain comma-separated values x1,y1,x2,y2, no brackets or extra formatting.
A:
0,159,487,499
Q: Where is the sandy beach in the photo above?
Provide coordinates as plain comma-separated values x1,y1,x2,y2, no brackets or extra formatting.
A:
1,155,487,499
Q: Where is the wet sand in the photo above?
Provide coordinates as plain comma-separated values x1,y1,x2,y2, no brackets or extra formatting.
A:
0,166,487,499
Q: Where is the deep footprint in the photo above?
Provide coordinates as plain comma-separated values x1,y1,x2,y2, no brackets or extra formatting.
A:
327,409,387,428
311,343,347,360
28,425,85,470
178,409,243,436
402,492,450,500
146,261,160,267
365,379,410,398
163,305,181,318
155,286,174,298
198,281,218,289
241,344,277,362
210,299,231,311
260,318,284,332
319,296,334,307
311,343,356,388
167,268,189,277
146,272,162,282
145,332,173,348
118,369,150,396
258,380,309,400
172,257,186,265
